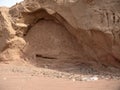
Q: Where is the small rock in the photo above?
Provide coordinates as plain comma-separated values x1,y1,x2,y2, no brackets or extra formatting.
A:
90,76,98,81
81,77,89,81
72,78,76,82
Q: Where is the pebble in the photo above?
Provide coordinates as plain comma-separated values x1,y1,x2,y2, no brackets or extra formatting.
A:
72,78,76,82
90,76,98,81
81,76,98,81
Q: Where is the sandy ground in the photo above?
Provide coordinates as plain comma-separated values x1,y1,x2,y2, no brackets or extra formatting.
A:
0,64,120,90
0,73,120,90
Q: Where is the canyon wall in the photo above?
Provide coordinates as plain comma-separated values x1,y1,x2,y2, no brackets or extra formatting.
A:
0,0,120,68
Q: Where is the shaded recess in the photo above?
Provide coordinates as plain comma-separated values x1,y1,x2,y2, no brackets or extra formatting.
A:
21,9,88,72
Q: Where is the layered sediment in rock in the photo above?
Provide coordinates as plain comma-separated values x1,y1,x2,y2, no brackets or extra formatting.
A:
0,0,120,69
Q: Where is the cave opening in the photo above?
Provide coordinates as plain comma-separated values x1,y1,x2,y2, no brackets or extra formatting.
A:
21,8,86,73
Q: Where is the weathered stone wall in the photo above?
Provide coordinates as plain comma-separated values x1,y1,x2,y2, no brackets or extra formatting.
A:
0,0,120,68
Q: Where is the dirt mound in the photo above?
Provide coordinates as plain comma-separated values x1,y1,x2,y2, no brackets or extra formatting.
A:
0,0,120,75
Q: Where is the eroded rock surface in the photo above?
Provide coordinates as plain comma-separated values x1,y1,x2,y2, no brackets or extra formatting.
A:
0,0,120,71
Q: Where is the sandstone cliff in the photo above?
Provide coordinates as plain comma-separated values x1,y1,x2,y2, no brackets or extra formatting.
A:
0,0,120,69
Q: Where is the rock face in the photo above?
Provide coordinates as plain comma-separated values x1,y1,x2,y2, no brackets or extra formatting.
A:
0,0,120,68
